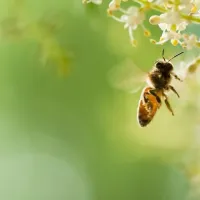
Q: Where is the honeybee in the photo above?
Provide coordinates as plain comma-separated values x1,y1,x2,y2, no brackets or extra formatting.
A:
137,50,184,127
107,49,184,127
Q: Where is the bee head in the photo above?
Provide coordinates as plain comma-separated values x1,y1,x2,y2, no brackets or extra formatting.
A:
156,61,173,72
155,49,184,73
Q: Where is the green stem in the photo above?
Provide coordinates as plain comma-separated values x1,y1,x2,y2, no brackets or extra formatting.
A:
181,14,200,24
134,0,166,12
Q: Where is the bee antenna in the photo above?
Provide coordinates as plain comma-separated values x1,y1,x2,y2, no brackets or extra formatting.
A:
168,52,184,62
162,49,166,61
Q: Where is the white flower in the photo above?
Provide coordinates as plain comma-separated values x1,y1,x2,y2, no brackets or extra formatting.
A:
159,11,188,31
150,10,190,47
182,34,198,49
120,7,145,30
179,1,194,14
107,0,121,14
160,11,182,24
156,30,182,46
150,10,188,34
178,0,200,15
111,6,145,45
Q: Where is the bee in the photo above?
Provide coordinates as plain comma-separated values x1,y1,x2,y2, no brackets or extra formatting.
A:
107,49,184,127
137,49,184,127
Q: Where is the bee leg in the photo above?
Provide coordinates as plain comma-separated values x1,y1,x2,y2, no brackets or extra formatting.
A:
171,72,183,82
149,89,161,104
163,93,174,116
169,85,180,98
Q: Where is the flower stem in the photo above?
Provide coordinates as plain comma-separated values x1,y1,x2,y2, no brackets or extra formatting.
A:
181,14,200,24
133,0,166,12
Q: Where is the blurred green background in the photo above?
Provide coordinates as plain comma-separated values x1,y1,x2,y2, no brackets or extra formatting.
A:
0,0,200,199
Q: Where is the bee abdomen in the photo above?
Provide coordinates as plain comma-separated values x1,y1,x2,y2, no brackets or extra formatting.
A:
137,87,162,127
138,115,151,127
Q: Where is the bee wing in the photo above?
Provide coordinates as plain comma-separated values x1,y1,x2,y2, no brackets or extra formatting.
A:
173,61,188,81
107,59,147,93
137,87,161,127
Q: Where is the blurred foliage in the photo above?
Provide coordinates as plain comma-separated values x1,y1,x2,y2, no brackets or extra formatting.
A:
0,0,199,200
0,0,71,75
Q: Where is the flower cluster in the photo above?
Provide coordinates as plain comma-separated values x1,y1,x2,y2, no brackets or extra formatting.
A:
83,0,200,49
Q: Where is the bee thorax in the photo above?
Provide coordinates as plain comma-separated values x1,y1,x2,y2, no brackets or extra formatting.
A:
147,70,172,89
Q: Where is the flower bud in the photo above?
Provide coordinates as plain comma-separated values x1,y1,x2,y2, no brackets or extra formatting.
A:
149,15,160,25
